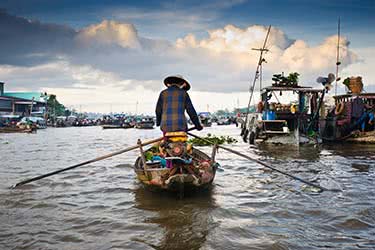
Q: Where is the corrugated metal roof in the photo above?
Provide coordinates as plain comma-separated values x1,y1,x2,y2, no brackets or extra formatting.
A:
3,92,46,102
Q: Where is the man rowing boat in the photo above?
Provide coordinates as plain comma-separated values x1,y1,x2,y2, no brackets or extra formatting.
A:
156,75,203,133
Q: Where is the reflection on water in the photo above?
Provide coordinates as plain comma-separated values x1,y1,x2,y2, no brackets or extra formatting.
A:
257,143,321,161
0,125,374,249
134,187,217,250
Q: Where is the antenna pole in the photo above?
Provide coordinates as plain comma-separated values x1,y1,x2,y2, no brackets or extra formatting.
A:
335,17,341,96
241,25,271,136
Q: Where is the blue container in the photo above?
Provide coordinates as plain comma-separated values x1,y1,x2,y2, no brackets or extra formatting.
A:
266,111,276,120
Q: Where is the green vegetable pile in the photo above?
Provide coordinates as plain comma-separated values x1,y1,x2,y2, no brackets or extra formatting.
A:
188,133,238,146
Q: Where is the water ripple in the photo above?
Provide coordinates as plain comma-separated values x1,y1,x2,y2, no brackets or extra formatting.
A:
1,126,374,249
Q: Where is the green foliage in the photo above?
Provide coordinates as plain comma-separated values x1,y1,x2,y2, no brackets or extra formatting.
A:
188,133,238,146
47,94,67,117
144,151,154,161
272,72,300,86
343,77,350,87
287,72,300,85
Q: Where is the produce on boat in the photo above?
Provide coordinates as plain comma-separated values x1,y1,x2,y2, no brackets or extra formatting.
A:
134,131,218,192
320,78,375,143
242,72,327,145
188,133,237,146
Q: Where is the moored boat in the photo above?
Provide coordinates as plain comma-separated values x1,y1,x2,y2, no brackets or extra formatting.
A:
133,132,218,193
319,22,375,144
135,116,155,129
101,123,134,129
102,124,124,129
0,126,35,133
242,73,327,145
198,112,212,127
320,92,375,143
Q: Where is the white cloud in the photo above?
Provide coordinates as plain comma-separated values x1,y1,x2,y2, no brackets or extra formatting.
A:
1,10,372,113
341,47,375,92
279,35,357,73
175,25,358,89
177,25,292,52
77,20,141,49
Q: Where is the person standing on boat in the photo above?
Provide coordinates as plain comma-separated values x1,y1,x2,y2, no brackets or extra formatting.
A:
156,75,203,133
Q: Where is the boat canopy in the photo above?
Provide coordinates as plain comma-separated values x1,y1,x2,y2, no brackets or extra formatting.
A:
0,114,21,118
198,112,211,117
261,86,323,93
333,93,375,105
20,117,45,122
333,93,375,100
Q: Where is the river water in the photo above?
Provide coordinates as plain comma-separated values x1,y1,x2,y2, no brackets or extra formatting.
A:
0,125,374,250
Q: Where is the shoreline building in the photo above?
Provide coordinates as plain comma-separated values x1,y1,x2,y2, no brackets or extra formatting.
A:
0,82,46,116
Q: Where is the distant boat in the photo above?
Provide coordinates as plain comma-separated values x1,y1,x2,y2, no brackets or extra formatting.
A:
216,117,231,125
0,114,35,133
101,123,134,129
135,117,155,129
198,112,212,127
0,126,35,133
18,116,47,129
102,124,124,129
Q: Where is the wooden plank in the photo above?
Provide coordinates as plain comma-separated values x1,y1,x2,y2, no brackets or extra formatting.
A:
261,120,287,122
264,130,289,134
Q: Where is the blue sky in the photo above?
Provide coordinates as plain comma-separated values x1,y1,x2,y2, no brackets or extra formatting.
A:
0,0,374,112
2,0,374,45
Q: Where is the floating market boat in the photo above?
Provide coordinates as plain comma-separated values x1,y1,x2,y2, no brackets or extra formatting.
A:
242,73,327,145
135,117,155,129
102,124,124,129
216,117,231,125
18,116,47,129
320,86,375,143
101,123,134,129
198,112,212,127
0,126,35,133
134,132,218,193
319,22,375,143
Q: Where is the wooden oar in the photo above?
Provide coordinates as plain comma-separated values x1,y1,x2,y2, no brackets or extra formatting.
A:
11,136,164,188
12,127,197,188
187,132,332,192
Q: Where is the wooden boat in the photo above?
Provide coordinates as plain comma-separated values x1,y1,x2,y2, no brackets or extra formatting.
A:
102,125,123,129
345,130,375,144
320,93,375,143
242,84,325,145
121,122,134,128
198,112,212,127
135,117,155,129
0,126,35,133
319,24,374,144
134,140,218,193
102,123,134,129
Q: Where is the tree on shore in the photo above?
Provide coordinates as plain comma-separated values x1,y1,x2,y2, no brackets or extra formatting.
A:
46,94,67,118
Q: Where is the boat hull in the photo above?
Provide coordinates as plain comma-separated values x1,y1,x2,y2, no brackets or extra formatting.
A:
102,124,134,129
135,122,154,129
134,148,217,193
0,127,34,133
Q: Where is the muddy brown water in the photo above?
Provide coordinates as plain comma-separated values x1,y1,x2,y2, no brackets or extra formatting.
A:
0,125,374,250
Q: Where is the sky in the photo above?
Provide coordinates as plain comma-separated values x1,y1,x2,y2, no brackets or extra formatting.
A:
0,0,374,114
